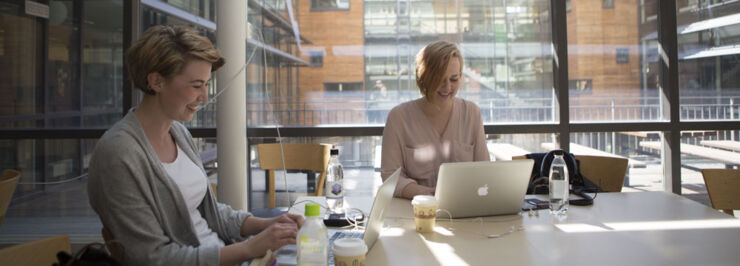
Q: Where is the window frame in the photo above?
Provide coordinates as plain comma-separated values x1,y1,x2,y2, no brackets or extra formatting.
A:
3,0,740,202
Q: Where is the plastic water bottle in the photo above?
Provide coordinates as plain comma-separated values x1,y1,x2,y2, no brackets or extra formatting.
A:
325,148,344,214
297,203,328,266
549,153,569,215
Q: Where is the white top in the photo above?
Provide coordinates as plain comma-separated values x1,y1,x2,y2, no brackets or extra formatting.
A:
162,145,225,248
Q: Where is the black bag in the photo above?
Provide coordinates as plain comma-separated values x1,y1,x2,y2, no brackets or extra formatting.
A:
54,243,121,266
525,150,600,205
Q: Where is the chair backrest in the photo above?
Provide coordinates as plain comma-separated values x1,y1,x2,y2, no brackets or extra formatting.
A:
258,143,332,200
0,235,71,266
701,169,740,215
0,169,21,228
257,143,332,172
513,154,628,192
575,155,628,192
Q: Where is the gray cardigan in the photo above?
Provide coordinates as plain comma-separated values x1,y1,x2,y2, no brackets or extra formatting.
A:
88,112,250,265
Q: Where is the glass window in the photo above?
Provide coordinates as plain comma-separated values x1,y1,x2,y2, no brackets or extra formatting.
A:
367,1,553,126
247,134,556,210
570,131,662,191
0,0,123,129
310,51,324,66
82,0,124,127
1,139,98,225
165,0,215,21
678,130,739,208
603,0,615,9
568,1,659,122
677,3,740,121
0,1,44,128
311,0,350,10
247,1,554,127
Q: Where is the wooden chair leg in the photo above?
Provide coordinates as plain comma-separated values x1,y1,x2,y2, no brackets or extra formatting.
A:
316,171,327,196
269,170,276,208
722,209,734,216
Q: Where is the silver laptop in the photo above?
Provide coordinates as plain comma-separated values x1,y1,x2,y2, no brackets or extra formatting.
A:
434,160,534,218
360,167,399,248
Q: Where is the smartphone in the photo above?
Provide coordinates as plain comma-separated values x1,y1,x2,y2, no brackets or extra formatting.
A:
323,213,351,227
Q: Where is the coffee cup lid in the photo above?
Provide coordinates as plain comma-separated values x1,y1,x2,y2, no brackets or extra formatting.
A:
332,238,367,257
411,195,437,207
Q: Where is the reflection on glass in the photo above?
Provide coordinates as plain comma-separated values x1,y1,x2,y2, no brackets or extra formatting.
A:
677,2,740,121
247,1,554,127
246,134,559,209
672,130,740,198
488,133,556,161
0,0,123,128
0,1,43,127
568,1,659,122
82,0,124,127
564,131,663,191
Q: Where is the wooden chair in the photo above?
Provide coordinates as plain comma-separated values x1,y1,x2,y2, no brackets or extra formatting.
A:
257,143,332,208
210,183,218,200
513,154,628,192
0,169,21,228
701,169,740,215
575,155,628,192
0,235,71,266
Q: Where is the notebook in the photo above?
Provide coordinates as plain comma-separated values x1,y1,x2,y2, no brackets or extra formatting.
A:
434,160,534,218
275,167,400,265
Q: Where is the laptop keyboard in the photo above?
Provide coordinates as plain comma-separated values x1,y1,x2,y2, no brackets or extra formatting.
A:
328,230,364,265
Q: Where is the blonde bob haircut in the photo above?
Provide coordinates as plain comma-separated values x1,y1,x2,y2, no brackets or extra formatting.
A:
125,25,225,95
415,40,464,100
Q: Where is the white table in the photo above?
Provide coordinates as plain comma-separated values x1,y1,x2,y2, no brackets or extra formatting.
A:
366,192,740,266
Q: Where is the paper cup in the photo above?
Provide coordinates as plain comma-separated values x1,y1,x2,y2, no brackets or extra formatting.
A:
333,238,367,266
411,195,437,233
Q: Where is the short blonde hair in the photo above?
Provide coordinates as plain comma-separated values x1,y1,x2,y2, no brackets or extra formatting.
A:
125,25,225,95
415,41,464,99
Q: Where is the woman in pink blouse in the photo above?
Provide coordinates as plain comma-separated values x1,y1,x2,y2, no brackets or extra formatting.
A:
381,41,490,199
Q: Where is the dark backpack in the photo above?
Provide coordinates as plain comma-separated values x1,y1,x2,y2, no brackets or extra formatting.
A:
525,150,600,205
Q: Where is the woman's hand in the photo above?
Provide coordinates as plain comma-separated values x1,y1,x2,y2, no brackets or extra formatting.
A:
221,221,297,266
270,213,305,228
241,213,304,236
242,222,299,259
401,183,435,199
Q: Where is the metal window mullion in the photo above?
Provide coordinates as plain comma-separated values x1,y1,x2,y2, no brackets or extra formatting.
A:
657,0,681,194
551,0,570,152
123,0,140,115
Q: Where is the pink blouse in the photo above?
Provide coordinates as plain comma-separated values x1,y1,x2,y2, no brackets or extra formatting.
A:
381,98,490,197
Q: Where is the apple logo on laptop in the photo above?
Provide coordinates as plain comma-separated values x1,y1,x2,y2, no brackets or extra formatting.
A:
477,184,489,196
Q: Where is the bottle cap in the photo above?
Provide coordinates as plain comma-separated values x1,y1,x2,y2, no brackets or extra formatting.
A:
330,149,339,155
305,202,321,217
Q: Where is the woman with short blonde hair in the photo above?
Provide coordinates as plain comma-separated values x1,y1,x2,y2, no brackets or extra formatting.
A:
381,40,489,199
125,25,225,95
415,41,464,99
88,25,302,266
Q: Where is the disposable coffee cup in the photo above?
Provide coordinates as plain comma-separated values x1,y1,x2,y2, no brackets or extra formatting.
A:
411,195,437,233
333,238,367,266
